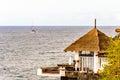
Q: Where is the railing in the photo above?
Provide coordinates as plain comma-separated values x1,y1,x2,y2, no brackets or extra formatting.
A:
64,71,99,80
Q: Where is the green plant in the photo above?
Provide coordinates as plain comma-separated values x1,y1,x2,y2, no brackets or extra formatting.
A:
100,38,120,80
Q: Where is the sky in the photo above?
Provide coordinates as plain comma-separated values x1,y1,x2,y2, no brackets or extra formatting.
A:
0,0,120,26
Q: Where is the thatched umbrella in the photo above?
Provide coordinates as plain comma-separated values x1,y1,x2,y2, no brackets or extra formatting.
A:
64,23,110,53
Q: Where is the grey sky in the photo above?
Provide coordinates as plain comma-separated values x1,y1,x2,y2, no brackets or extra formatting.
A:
0,0,120,26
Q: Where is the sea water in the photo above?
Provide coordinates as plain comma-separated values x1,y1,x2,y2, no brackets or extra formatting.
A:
0,26,116,80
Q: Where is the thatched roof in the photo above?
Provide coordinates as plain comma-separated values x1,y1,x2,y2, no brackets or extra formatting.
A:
115,28,120,32
64,28,111,53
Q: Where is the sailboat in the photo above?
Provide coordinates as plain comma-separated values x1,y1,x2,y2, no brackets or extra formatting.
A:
31,26,36,33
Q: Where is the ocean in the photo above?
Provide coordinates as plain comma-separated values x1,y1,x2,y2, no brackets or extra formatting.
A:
0,26,117,80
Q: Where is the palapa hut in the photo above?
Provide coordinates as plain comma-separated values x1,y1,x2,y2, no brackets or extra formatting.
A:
64,19,111,73
37,19,112,78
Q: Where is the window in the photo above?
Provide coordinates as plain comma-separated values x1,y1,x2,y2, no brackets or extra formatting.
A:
80,51,94,56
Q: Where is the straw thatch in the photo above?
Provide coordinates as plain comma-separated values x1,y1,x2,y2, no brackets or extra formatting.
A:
115,28,120,32
64,28,111,53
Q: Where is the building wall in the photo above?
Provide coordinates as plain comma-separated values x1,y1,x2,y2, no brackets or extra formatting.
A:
75,51,107,73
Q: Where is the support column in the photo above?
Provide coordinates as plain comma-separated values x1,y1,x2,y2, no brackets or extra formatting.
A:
75,52,79,60
74,52,79,71
69,56,72,65
94,52,99,73
59,67,65,76
37,68,42,75
81,57,84,72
